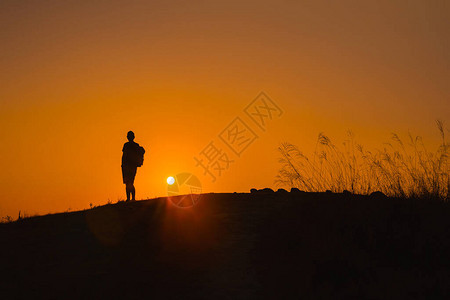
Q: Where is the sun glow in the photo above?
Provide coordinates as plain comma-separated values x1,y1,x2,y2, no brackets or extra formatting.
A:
167,176,175,185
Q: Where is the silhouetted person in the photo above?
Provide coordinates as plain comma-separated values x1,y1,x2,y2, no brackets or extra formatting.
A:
122,131,145,201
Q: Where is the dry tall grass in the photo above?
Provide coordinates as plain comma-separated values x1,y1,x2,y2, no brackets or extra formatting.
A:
276,121,449,200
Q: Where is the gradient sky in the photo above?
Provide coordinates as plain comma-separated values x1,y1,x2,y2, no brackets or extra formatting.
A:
1,0,449,218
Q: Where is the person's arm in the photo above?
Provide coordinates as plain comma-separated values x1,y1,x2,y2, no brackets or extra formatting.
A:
122,143,129,163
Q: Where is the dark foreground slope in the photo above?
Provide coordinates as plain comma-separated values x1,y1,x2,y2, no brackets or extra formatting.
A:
1,192,450,299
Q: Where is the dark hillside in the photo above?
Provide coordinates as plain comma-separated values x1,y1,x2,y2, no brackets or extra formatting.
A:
1,192,450,299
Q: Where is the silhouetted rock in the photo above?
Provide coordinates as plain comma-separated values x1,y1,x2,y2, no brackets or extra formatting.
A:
370,191,387,198
258,188,274,193
290,187,301,193
276,188,288,193
326,190,333,194
250,188,258,193
343,190,352,196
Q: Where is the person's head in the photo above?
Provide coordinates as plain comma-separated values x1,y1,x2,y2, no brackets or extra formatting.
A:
127,131,135,141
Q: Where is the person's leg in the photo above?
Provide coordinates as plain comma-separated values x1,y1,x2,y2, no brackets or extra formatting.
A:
131,184,136,201
123,166,131,201
125,183,133,201
130,167,137,201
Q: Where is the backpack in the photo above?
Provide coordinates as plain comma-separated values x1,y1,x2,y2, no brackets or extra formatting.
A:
135,145,145,167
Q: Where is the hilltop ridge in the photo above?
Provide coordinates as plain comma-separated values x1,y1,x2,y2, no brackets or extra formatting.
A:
1,192,450,298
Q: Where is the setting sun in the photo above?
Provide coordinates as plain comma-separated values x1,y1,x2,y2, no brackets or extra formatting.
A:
167,176,175,185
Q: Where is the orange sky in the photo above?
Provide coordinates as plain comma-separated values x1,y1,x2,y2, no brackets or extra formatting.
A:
1,0,449,218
